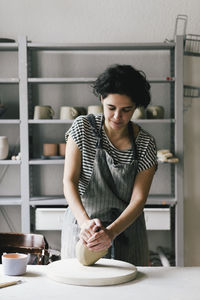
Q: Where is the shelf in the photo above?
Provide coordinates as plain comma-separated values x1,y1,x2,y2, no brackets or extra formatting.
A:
134,119,175,124
28,77,175,84
0,43,18,51
0,78,19,84
0,160,21,165
29,159,64,165
0,120,20,124
29,195,66,206
28,77,96,84
28,42,175,51
28,118,174,124
29,119,73,124
29,158,178,166
29,195,176,207
146,195,177,206
0,196,22,205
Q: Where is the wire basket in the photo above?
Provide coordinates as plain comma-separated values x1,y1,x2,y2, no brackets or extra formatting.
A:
185,34,200,55
184,85,200,98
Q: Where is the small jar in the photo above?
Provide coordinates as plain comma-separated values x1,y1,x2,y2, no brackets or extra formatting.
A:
0,136,9,159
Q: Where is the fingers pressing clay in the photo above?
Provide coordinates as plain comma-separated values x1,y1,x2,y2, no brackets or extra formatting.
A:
76,240,108,266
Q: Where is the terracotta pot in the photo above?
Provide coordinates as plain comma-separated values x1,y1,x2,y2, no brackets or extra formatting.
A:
43,144,58,156
59,143,66,156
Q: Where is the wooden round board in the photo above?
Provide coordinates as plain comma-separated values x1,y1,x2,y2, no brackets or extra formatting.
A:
46,258,137,286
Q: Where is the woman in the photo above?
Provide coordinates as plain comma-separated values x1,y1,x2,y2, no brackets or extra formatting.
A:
61,64,157,266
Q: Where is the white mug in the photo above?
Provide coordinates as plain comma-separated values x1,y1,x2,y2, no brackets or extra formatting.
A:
33,105,54,119
0,136,9,159
87,105,103,115
60,106,79,120
2,253,28,276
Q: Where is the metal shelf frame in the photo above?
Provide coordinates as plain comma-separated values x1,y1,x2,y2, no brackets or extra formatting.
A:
0,36,184,266
28,77,174,84
27,42,175,51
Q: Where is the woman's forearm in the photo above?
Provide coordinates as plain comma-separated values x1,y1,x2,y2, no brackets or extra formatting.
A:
64,180,90,227
107,197,145,240
107,166,156,240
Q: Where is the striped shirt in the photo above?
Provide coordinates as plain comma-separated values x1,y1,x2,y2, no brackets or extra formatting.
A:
65,114,157,195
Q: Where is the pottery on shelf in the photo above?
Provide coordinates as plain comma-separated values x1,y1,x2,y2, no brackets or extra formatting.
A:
146,105,165,119
131,107,146,120
0,104,6,118
43,144,58,156
0,136,9,159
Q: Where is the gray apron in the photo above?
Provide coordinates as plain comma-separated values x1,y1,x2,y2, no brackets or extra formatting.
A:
61,114,149,266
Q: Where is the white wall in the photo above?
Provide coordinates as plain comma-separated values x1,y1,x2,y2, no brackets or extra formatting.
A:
0,0,200,266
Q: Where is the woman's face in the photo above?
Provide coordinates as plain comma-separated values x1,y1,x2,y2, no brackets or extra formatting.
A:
101,94,136,131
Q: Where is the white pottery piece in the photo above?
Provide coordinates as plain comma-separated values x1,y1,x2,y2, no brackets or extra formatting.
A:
131,107,146,120
0,136,9,159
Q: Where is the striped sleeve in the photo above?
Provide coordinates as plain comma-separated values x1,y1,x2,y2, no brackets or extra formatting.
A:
137,134,158,172
65,116,86,151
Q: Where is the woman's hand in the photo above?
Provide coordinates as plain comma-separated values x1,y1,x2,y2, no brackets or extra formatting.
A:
80,218,101,245
86,226,113,251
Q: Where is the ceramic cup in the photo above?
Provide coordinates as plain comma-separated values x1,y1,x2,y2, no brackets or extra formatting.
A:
0,136,9,159
43,144,58,156
33,105,54,119
2,253,28,276
131,107,146,120
87,105,103,115
59,143,66,156
60,106,79,120
146,105,165,119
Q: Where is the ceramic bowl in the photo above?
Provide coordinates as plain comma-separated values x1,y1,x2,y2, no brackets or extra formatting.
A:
2,253,28,276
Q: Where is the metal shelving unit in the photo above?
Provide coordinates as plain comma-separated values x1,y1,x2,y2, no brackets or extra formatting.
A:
0,36,184,266
0,42,22,220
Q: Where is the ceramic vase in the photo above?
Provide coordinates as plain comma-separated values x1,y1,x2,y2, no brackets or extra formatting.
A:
0,136,9,159
131,107,146,120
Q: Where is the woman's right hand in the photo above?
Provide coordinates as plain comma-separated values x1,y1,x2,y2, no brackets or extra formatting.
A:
80,218,102,245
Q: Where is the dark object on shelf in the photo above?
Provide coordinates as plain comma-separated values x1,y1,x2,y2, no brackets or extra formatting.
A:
149,247,175,267
149,250,162,266
0,38,15,43
0,232,49,265
0,106,7,118
48,249,61,263
41,155,65,159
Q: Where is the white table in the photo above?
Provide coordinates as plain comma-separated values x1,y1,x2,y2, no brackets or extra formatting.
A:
0,265,200,300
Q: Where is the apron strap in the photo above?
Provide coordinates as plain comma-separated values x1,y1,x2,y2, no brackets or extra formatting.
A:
87,114,104,148
128,121,138,160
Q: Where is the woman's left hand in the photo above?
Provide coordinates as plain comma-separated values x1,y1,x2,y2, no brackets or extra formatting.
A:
86,226,113,251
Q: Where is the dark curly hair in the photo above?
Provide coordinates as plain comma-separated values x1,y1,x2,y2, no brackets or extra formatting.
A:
92,64,151,108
